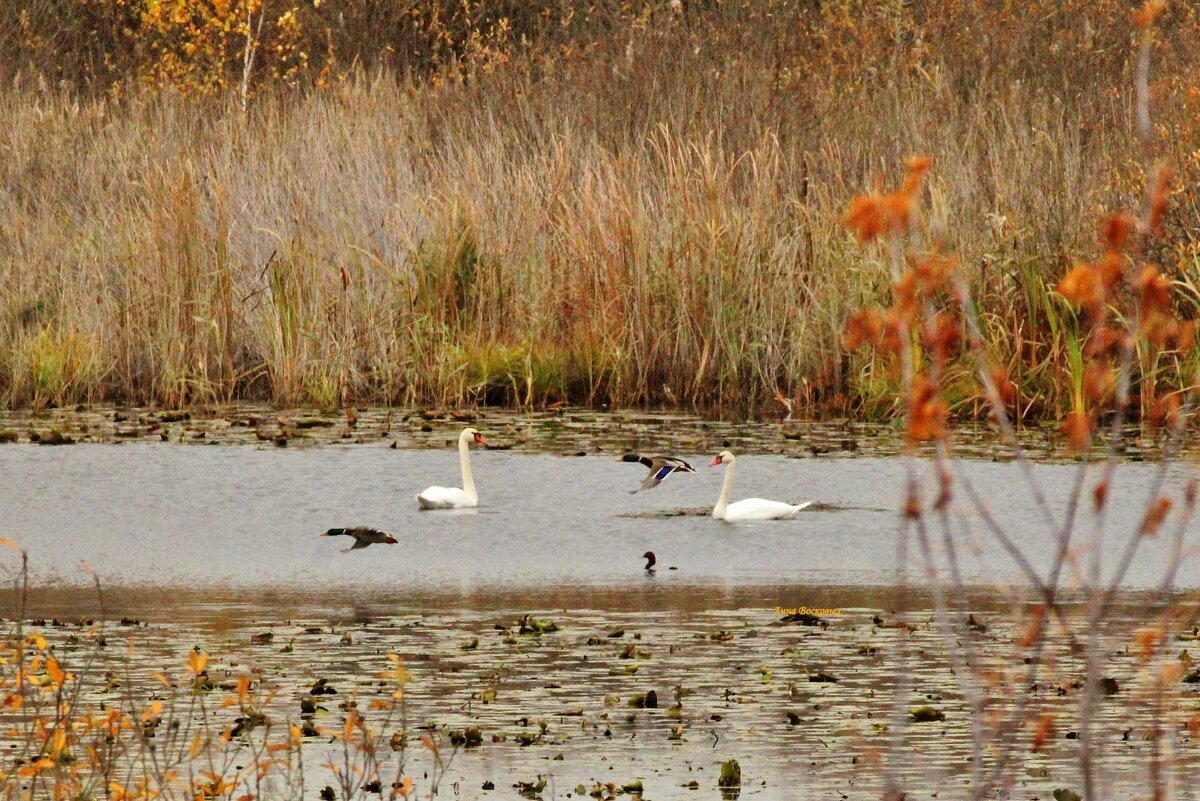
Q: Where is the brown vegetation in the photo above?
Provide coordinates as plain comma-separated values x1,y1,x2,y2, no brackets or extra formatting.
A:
1,1,1198,416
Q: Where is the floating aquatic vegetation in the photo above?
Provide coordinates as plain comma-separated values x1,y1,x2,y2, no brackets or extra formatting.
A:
910,706,946,723
718,758,742,789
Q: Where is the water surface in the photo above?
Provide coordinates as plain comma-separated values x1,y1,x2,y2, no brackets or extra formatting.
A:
4,440,1195,596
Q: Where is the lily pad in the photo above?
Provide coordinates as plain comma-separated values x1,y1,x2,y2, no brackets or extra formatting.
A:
910,705,945,722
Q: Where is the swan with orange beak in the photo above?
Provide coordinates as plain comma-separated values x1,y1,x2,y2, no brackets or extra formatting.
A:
417,427,489,509
709,451,811,521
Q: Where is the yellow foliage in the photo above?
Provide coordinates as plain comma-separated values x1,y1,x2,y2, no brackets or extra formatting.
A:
187,650,208,675
133,0,306,98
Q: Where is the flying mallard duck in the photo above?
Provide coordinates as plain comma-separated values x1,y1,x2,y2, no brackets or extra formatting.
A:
623,454,695,493
322,527,398,552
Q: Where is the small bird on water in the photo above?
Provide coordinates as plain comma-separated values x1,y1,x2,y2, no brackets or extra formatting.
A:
642,551,678,572
323,527,398,552
624,454,696,493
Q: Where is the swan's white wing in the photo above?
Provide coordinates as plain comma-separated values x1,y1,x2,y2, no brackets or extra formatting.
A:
416,486,477,509
723,498,808,521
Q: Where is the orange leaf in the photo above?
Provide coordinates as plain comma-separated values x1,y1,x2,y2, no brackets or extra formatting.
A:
1057,264,1102,309
46,657,65,687
141,700,164,723
1134,264,1172,313
1133,626,1163,658
844,308,884,350
17,757,54,777
187,650,208,675
343,710,359,742
1031,713,1055,753
902,156,933,195
1139,496,1172,536
907,377,948,443
843,193,887,243
1017,605,1045,648
1148,166,1174,234
1101,213,1137,251
1133,0,1166,29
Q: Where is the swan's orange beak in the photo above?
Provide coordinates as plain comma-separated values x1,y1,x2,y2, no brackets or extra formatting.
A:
709,456,722,467
474,433,489,446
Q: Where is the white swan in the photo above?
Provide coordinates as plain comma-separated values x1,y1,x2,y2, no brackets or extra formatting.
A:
710,450,811,521
416,427,488,509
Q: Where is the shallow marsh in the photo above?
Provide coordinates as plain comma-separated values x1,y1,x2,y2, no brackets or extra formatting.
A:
2,407,1198,800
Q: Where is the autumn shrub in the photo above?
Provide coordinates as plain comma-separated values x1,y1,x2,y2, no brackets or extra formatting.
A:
841,5,1200,798
0,546,439,801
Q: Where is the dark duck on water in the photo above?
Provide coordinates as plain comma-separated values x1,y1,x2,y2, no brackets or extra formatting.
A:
642,551,677,572
323,527,398,552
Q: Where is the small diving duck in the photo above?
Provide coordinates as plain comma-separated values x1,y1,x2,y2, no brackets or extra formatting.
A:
642,551,677,572
322,527,398,552
624,454,696,493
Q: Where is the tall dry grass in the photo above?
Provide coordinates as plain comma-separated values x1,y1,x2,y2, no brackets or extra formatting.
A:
1,0,1198,416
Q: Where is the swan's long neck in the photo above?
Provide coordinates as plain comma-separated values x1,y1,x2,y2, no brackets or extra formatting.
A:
459,434,477,501
713,457,736,519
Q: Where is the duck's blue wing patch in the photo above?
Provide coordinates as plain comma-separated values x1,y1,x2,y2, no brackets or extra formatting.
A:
654,465,676,482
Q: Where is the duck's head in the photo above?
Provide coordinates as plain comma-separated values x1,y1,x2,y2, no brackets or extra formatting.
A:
462,427,489,446
642,551,656,569
709,450,735,467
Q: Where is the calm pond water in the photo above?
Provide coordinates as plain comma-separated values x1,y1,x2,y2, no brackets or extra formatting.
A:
2,437,1195,596
2,418,1198,800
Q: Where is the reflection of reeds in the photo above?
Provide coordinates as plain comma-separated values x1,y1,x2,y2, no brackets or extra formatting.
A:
0,4,1197,416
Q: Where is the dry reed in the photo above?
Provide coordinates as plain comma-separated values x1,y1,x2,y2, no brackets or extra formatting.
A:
1,1,1198,417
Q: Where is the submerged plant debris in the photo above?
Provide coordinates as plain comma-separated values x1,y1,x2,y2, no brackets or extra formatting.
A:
0,597,1193,799
0,405,1181,463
